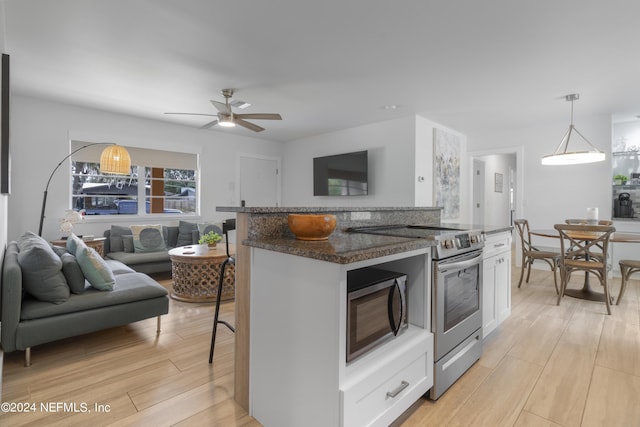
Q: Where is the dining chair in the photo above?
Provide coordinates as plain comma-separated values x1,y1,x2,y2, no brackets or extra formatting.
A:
554,223,616,314
209,219,236,364
617,259,640,305
563,219,613,264
514,219,560,293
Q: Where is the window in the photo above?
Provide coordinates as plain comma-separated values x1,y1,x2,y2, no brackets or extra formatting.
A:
71,142,198,216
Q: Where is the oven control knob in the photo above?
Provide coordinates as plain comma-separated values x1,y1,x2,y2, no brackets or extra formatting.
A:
442,240,454,249
470,235,477,244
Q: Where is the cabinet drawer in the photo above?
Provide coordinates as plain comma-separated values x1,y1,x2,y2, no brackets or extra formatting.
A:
484,233,511,258
342,353,427,427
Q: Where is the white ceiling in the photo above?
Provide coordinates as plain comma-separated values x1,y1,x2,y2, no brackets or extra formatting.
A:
4,0,640,142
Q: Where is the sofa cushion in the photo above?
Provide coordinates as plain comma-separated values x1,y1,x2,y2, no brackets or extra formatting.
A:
104,259,136,275
17,232,70,304
60,252,88,294
177,220,198,247
76,246,116,291
20,273,168,320
107,250,170,265
130,225,166,253
109,225,132,253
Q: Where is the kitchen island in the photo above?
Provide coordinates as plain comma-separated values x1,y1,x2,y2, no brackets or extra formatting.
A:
216,206,511,426
216,207,440,420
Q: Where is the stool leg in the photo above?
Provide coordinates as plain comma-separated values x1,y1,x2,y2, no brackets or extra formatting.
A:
209,259,235,364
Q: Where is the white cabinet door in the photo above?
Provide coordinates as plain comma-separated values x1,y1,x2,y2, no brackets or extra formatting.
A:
495,252,511,323
482,255,498,338
482,231,512,338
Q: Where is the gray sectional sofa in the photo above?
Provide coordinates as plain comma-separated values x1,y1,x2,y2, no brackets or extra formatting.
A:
1,232,169,366
103,221,222,274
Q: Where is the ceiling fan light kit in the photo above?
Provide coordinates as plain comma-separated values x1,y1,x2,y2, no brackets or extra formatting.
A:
165,88,281,132
541,93,606,166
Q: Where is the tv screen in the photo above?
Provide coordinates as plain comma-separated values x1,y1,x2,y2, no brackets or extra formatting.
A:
313,150,368,196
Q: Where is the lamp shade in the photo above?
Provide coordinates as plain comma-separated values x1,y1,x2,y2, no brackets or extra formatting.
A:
100,144,131,174
541,150,606,165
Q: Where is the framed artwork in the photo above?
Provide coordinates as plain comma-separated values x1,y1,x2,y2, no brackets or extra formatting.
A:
1,53,9,194
495,173,503,193
433,128,460,219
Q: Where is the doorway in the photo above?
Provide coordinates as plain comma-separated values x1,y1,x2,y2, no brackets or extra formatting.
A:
469,148,522,228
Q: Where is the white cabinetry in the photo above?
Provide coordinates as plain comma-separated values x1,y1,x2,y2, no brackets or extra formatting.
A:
482,231,512,338
250,248,433,427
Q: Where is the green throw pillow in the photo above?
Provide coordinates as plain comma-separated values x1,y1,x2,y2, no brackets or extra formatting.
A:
130,225,167,253
75,246,116,291
17,231,70,304
66,233,87,254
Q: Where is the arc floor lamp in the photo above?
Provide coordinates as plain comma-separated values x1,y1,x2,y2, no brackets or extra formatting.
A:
38,143,131,236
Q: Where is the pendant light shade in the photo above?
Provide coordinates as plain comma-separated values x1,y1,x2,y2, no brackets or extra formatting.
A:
100,144,131,174
541,94,605,166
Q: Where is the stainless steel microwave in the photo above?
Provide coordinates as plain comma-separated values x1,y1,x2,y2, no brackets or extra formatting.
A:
346,267,408,363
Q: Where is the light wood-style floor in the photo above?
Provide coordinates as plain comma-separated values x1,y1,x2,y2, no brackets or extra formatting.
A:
2,262,640,426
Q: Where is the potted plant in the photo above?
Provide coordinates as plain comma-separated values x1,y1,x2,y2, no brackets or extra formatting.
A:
199,231,222,248
614,174,628,185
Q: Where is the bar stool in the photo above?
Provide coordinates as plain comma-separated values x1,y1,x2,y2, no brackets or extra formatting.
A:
618,259,640,305
209,219,236,364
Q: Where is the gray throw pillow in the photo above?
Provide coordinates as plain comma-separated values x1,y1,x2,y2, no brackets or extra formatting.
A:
177,220,198,247
109,225,132,253
60,252,87,294
76,246,116,291
17,231,70,304
123,235,134,253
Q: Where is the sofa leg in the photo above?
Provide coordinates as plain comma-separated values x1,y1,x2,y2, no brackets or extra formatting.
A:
157,316,162,333
24,347,31,367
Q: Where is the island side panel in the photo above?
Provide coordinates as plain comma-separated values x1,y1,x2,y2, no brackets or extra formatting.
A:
234,212,250,410
250,248,344,427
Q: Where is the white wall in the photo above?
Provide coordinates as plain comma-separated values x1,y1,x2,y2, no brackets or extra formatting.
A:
468,113,613,232
282,115,469,222
8,95,284,242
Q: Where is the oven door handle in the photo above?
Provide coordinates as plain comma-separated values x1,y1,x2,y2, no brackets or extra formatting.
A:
388,279,405,336
438,253,483,273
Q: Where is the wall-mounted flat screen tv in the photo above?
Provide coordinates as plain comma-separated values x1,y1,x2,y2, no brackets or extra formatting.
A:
313,150,368,196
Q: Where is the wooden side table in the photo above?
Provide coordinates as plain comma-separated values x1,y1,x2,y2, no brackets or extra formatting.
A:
50,237,107,258
168,244,236,303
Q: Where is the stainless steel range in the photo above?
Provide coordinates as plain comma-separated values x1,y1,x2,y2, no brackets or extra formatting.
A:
348,224,485,399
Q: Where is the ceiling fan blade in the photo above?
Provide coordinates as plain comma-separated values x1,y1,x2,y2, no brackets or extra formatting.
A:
210,100,230,114
200,118,219,129
234,118,265,132
165,112,217,117
234,113,282,121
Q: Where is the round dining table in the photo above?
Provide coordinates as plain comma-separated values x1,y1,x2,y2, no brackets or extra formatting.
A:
530,228,640,302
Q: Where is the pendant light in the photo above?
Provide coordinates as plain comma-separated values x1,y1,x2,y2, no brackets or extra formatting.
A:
541,94,605,165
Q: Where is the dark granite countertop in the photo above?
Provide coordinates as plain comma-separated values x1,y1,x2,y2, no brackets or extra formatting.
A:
244,233,435,264
442,223,513,235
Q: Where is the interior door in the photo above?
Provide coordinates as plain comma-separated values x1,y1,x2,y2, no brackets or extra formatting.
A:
238,155,280,207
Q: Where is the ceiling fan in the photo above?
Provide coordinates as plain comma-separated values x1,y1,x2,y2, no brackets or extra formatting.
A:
165,89,282,132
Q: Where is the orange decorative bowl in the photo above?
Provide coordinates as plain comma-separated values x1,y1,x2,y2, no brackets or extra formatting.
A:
287,214,337,241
